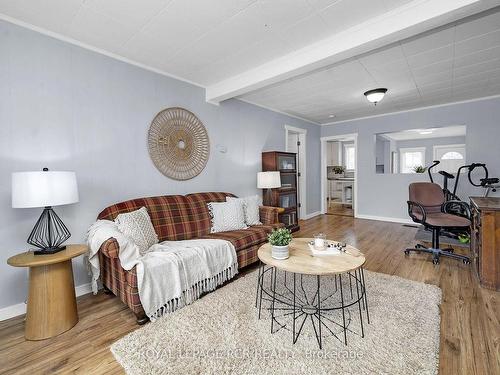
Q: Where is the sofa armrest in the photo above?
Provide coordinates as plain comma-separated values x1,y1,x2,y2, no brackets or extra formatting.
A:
259,206,285,225
99,238,120,259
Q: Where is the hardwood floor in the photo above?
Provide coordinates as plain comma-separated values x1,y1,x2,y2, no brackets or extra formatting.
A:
326,203,354,217
1,215,498,374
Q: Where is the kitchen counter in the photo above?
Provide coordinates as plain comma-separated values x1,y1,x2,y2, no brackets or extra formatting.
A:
328,177,355,206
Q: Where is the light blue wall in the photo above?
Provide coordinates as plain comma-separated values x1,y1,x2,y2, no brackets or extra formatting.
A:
322,97,500,220
0,20,320,310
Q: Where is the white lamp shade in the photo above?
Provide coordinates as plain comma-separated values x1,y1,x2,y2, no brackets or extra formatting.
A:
257,171,281,189
12,171,79,208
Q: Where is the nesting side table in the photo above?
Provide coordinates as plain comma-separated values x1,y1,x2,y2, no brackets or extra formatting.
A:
7,244,88,340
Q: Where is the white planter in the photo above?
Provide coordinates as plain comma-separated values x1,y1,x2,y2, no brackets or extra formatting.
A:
272,245,289,260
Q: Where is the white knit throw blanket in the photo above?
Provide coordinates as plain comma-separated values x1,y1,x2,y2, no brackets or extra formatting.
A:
85,220,238,321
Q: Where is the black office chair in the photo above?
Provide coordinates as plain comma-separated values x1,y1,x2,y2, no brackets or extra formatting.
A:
404,182,471,265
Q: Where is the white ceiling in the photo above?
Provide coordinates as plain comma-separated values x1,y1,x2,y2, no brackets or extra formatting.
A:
239,8,500,123
0,0,499,124
0,0,415,85
380,125,466,141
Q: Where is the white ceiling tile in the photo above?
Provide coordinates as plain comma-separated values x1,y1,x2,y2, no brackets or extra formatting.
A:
67,7,137,52
452,79,491,93
419,86,452,97
306,0,342,12
412,59,453,78
1,0,500,124
401,27,454,56
454,46,500,68
258,0,314,31
413,70,453,87
84,0,170,30
366,62,413,83
358,45,406,70
190,36,294,85
319,0,389,35
0,0,84,33
455,10,500,42
406,44,454,68
170,2,271,67
454,57,500,78
381,0,413,10
277,14,331,50
455,29,500,57
453,68,500,86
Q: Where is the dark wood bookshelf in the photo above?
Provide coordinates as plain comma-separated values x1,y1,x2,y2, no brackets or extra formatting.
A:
262,151,300,232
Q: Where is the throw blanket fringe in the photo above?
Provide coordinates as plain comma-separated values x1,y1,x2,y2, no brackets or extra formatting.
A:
149,264,238,320
86,221,238,321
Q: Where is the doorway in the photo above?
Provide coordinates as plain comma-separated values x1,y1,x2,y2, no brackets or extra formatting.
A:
320,134,358,217
285,125,307,219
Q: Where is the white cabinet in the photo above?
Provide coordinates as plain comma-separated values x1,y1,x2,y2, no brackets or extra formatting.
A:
326,141,341,166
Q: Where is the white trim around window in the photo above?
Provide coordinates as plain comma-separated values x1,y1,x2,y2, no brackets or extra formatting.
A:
399,147,426,174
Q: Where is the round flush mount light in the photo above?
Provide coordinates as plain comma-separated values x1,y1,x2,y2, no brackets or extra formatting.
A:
328,114,335,118
364,88,388,105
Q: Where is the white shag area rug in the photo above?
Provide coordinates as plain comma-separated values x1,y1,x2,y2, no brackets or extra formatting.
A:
111,269,441,375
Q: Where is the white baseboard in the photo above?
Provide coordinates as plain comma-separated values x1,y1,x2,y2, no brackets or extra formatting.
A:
0,282,94,322
355,214,414,225
302,211,322,220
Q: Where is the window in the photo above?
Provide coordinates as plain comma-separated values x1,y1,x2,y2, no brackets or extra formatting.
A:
433,144,466,173
399,147,426,173
344,144,355,170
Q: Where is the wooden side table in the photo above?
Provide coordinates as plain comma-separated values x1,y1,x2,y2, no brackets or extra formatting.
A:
7,244,88,340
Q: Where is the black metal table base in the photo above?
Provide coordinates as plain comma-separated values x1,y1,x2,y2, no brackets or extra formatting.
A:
256,262,370,349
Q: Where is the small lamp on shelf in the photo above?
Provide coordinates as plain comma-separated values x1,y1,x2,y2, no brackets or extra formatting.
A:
257,171,281,205
12,168,79,255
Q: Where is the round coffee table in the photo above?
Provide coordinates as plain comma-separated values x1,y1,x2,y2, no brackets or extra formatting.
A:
256,238,369,349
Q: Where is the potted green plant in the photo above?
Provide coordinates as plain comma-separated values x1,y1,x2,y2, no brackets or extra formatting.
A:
413,165,427,173
268,228,293,260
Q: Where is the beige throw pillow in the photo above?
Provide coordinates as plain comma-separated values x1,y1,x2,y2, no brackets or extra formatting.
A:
207,200,248,233
226,195,262,226
115,207,159,255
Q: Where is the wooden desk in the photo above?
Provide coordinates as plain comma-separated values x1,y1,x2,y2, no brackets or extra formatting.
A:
7,245,88,340
470,197,500,291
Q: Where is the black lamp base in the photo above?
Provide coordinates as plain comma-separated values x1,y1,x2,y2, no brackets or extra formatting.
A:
34,245,67,255
28,207,71,256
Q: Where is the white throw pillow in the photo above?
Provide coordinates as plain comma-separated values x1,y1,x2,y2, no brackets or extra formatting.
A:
227,195,262,226
207,200,248,233
115,207,159,255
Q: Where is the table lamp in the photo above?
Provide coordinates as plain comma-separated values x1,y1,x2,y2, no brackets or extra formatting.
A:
12,168,79,255
257,171,281,205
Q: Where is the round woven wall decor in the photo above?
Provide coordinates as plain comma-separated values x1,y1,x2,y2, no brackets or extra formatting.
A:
148,107,210,180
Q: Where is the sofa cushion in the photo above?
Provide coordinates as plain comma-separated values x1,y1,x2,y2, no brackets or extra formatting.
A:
115,207,159,255
227,195,262,226
200,224,281,252
97,195,200,241
185,192,236,236
208,200,247,233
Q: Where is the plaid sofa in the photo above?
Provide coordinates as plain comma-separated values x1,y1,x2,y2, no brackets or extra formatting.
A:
97,192,283,322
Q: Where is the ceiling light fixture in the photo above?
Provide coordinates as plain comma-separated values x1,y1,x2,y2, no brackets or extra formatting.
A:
419,130,433,135
328,114,335,118
364,88,388,105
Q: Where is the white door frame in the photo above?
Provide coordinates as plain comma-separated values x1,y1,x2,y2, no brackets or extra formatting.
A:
320,133,358,217
285,125,307,219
